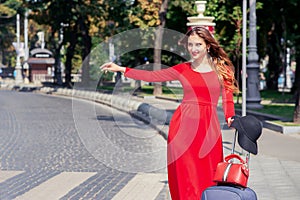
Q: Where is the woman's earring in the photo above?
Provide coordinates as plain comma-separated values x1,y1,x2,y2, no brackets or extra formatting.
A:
207,48,210,53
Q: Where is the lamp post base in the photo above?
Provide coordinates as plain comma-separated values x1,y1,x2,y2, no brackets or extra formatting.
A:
14,59,23,85
246,100,264,109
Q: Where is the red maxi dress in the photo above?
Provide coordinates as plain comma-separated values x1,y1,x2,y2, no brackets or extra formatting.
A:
124,62,235,200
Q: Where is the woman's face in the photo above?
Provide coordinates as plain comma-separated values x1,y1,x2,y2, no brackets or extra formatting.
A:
187,34,209,62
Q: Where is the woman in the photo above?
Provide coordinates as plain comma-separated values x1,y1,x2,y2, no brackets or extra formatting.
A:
100,26,238,200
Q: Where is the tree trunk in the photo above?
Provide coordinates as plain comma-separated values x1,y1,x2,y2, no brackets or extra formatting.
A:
153,27,163,96
79,16,92,87
49,30,63,86
153,0,169,96
65,31,78,88
294,90,300,123
293,52,300,123
54,45,63,86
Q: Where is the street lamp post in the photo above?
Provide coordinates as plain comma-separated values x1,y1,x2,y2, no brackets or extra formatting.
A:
246,0,263,109
242,0,247,116
23,11,30,83
15,14,23,84
186,1,215,34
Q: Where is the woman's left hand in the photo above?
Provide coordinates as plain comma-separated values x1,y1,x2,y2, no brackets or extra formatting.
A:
100,62,126,73
227,117,234,127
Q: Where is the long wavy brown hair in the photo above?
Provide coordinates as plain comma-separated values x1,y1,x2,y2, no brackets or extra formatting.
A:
179,26,239,93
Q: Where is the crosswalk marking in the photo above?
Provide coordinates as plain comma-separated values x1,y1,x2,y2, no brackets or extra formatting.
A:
0,170,169,200
14,171,97,200
0,170,24,183
112,173,167,200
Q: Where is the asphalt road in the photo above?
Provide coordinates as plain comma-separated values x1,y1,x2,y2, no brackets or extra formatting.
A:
0,90,169,200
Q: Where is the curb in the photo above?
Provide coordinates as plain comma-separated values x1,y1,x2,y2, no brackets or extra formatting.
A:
234,109,299,135
2,81,299,136
44,86,299,135
37,86,298,136
263,120,300,135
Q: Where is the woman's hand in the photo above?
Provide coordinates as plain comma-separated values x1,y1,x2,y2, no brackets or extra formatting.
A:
227,117,235,127
100,62,126,73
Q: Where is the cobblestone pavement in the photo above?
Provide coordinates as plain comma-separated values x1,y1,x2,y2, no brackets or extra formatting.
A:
0,90,169,200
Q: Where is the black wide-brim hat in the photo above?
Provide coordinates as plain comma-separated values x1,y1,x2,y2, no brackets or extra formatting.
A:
230,115,263,155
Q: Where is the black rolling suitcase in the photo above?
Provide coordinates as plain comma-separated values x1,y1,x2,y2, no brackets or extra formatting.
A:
201,129,258,200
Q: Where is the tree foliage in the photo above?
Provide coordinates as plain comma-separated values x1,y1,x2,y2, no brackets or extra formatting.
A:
0,0,298,101
0,0,23,67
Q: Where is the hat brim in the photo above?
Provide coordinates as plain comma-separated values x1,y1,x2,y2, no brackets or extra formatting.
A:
231,117,259,154
237,130,258,155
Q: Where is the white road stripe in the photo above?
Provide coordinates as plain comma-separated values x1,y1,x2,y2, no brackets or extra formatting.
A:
0,170,24,183
112,173,167,200
15,171,97,200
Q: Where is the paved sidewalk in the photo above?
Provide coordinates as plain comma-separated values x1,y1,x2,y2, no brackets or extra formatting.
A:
134,96,300,200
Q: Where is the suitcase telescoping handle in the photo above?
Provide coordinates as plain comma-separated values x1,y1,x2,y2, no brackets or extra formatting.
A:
231,129,237,154
231,129,250,167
